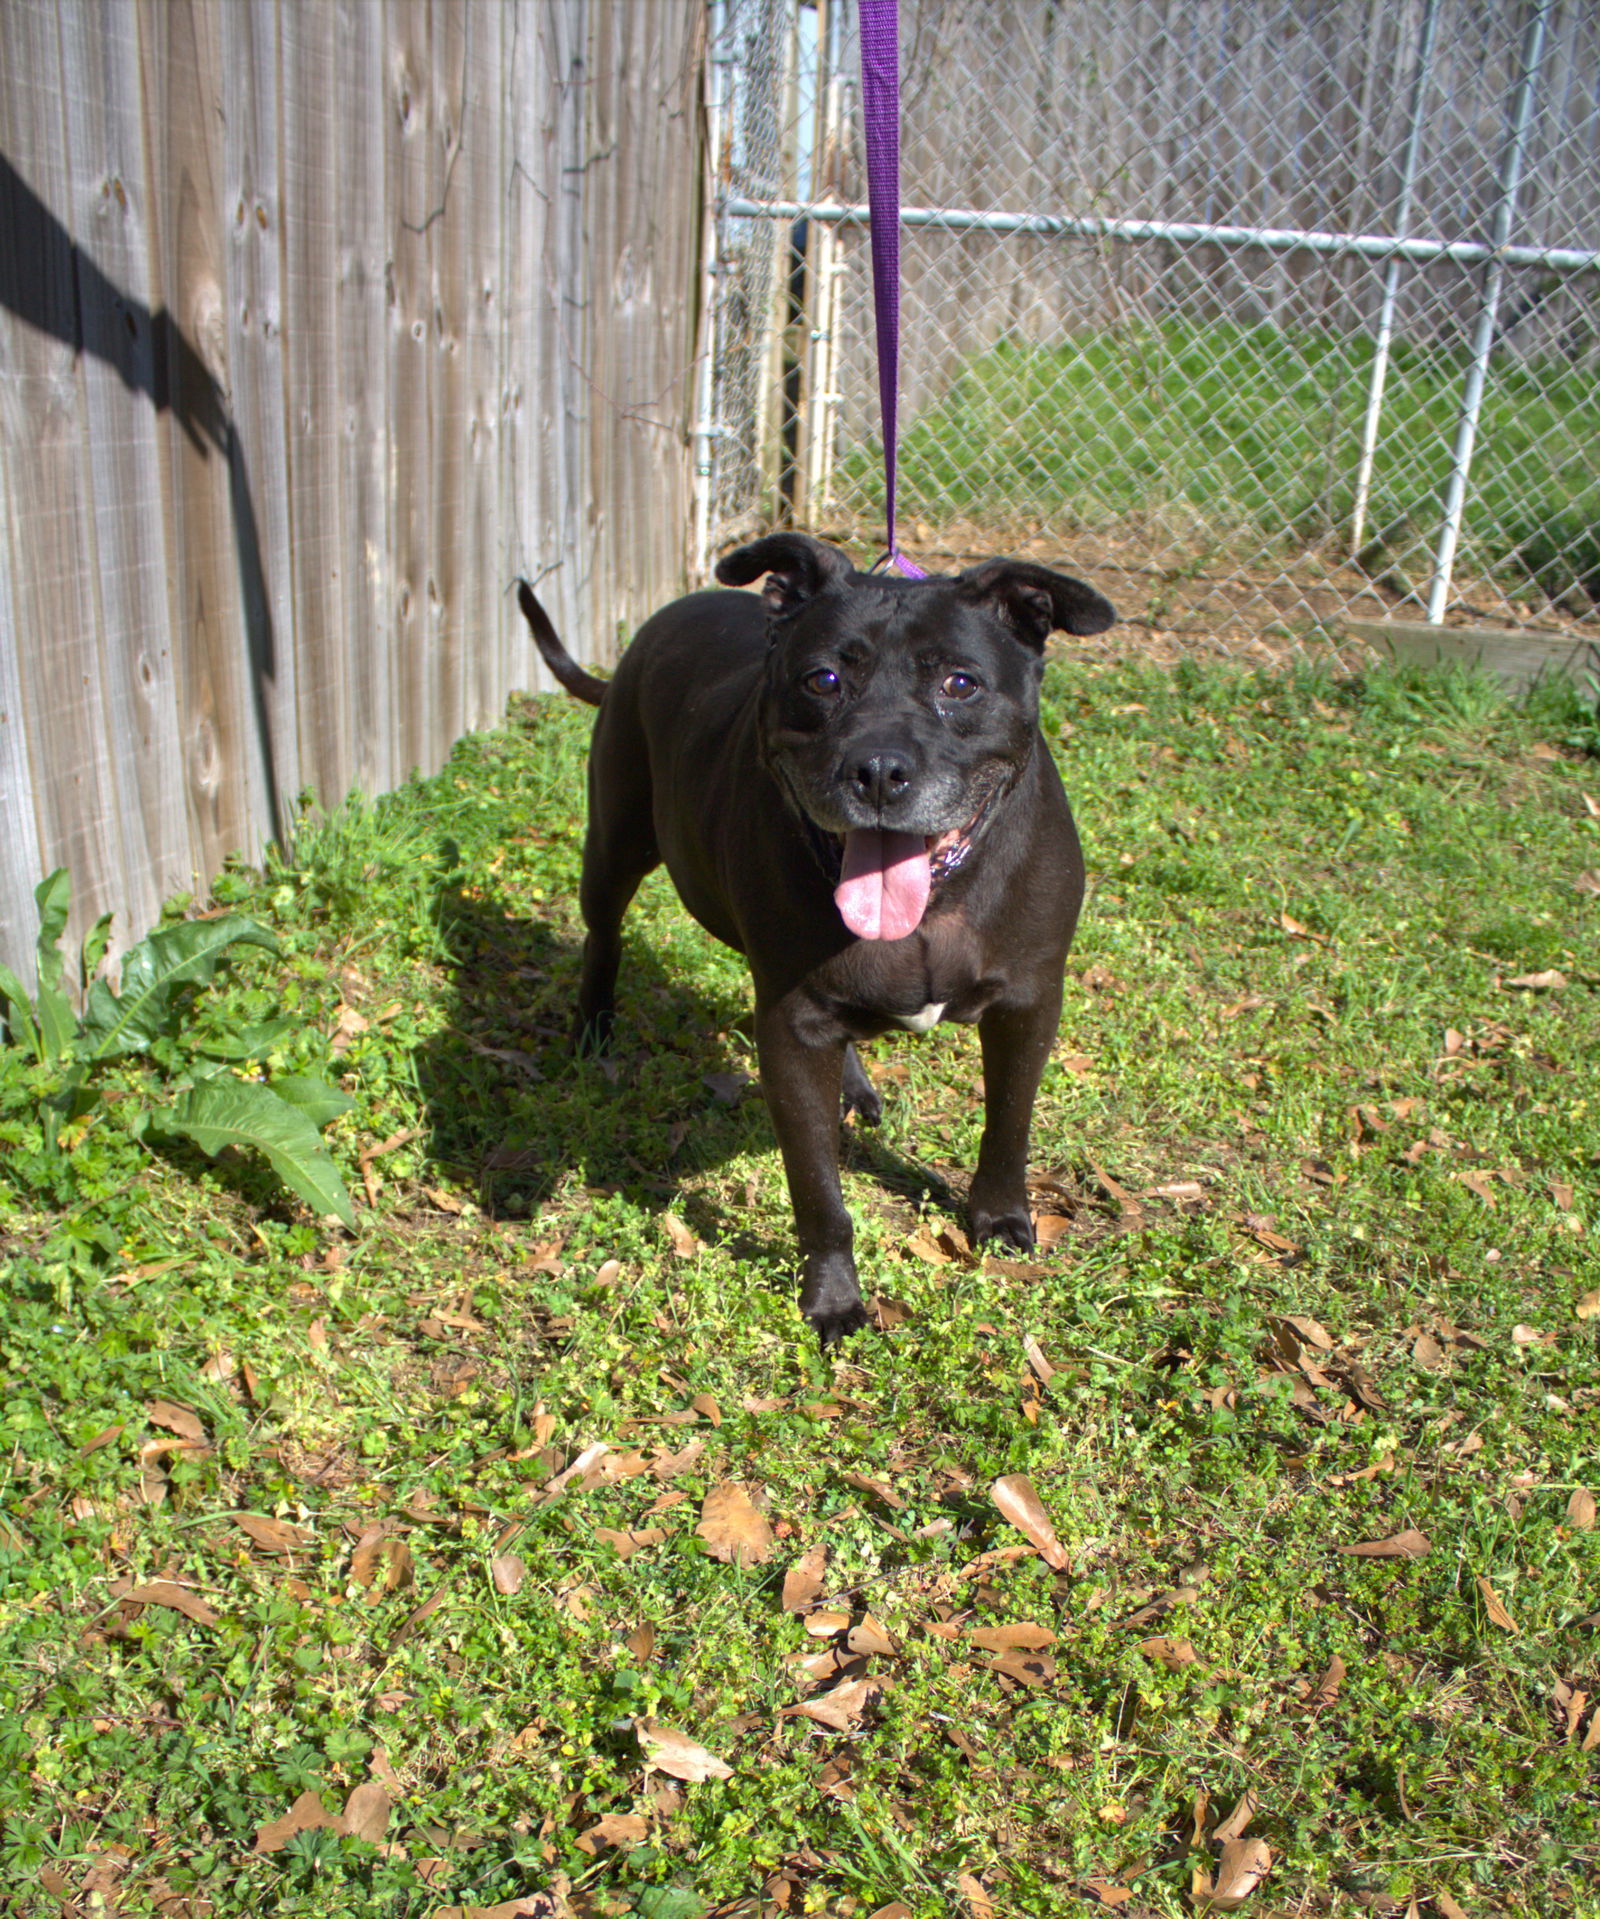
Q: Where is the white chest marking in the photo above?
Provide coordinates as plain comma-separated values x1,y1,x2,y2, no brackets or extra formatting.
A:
893,1001,946,1035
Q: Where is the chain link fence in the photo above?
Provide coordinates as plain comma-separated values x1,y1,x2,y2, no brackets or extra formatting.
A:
698,0,1600,649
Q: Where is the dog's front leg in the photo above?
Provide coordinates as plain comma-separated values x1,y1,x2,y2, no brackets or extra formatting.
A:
754,1002,869,1345
968,992,1062,1253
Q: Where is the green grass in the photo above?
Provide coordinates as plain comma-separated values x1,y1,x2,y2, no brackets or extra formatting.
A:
843,321,1600,605
3,654,1599,1917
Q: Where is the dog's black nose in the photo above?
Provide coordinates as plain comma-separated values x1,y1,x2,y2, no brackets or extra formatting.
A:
848,750,914,811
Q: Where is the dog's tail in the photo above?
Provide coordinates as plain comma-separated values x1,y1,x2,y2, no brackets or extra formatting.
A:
516,580,606,707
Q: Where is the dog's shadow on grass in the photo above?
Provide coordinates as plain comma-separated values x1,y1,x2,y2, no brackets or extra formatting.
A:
415,877,967,1263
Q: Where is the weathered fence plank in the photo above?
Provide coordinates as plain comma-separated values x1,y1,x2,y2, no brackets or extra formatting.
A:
0,0,701,985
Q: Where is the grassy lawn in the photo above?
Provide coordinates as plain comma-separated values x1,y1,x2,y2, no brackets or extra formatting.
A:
842,323,1600,605
3,647,1599,1918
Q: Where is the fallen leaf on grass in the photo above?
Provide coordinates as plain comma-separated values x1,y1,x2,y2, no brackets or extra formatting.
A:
255,1783,390,1853
636,1719,733,1781
990,1473,1069,1569
576,1812,649,1855
906,1228,952,1264
114,1581,218,1629
351,1533,414,1595
967,1623,1056,1652
846,1614,897,1658
791,1675,888,1730
782,1543,829,1614
955,1872,996,1919
662,1214,700,1258
1308,1653,1346,1708
803,1609,852,1638
1198,1836,1272,1910
696,1483,774,1566
489,1554,526,1595
255,1789,338,1853
1210,1788,1256,1844
1338,1528,1431,1560
339,1781,391,1844
1567,1488,1596,1531
1084,1880,1134,1908
1434,1892,1470,1919
1505,969,1568,991
236,1514,309,1555
146,1399,205,1443
595,1527,666,1561
1475,1576,1520,1631
1137,1634,1198,1671
979,1647,1056,1686
1575,1288,1600,1322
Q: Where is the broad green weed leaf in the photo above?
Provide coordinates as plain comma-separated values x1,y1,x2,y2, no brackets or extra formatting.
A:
33,869,71,983
195,1017,297,1062
32,868,77,1061
269,1075,354,1128
0,960,42,1057
160,1077,356,1229
80,917,280,1061
79,911,115,986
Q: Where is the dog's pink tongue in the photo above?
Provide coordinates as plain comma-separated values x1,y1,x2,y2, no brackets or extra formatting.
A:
835,830,931,941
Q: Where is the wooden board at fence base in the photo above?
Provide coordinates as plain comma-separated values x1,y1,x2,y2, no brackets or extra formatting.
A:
1345,619,1600,703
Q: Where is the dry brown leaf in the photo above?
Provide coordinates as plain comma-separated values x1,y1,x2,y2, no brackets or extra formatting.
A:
979,1647,1056,1686
690,1392,723,1426
804,1608,852,1638
793,1675,886,1730
1309,1653,1346,1708
1434,1892,1470,1919
1475,1576,1519,1632
955,1872,996,1919
906,1228,952,1264
868,1905,915,1919
146,1399,206,1443
844,1469,904,1508
339,1781,391,1844
968,1622,1056,1652
1505,968,1568,990
1411,1332,1447,1371
236,1514,309,1555
595,1527,666,1560
696,1483,775,1567
625,1622,657,1663
1201,1836,1272,1910
1337,1527,1431,1560
782,1543,829,1614
1137,1634,1198,1671
117,1580,219,1629
1210,1788,1256,1844
576,1811,649,1855
1022,1334,1056,1385
636,1718,733,1782
1567,1488,1596,1531
351,1533,414,1595
490,1553,526,1595
662,1214,700,1258
846,1614,898,1658
254,1789,338,1853
1032,1210,1073,1246
1084,1881,1134,1909
1575,1288,1600,1322
991,1473,1069,1569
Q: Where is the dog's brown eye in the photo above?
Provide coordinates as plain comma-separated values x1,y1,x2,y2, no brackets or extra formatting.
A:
804,667,841,697
941,671,979,699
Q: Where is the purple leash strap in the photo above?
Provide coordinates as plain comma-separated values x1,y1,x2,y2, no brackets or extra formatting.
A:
857,0,925,577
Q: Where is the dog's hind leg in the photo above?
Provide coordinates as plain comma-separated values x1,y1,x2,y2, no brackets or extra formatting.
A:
574,732,659,1053
840,1043,882,1125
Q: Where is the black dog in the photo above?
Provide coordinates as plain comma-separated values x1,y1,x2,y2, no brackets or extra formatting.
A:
517,535,1113,1341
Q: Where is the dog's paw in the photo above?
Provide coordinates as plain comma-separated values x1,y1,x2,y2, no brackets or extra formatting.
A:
807,1296,871,1347
800,1258,870,1346
841,1083,883,1126
970,1206,1035,1255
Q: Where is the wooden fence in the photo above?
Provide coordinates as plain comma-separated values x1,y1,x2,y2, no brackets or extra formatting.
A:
0,0,704,984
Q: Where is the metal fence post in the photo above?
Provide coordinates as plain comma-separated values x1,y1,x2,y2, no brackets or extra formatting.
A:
1350,0,1440,562
1425,0,1551,625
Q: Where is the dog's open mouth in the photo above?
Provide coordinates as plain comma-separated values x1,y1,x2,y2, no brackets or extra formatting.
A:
834,821,973,942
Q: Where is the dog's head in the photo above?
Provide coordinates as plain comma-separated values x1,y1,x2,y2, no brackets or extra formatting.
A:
715,534,1114,940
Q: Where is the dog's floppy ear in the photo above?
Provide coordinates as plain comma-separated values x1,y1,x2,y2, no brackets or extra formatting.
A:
715,534,854,615
958,559,1115,646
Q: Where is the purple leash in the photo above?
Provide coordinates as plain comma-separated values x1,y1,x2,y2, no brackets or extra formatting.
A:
857,0,925,577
